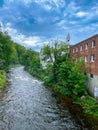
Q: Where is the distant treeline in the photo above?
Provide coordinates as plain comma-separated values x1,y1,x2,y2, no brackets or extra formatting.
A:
0,32,43,88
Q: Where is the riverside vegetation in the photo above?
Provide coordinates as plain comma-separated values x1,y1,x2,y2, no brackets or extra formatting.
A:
39,40,98,118
0,31,98,118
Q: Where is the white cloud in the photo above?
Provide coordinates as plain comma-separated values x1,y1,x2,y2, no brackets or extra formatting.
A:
6,0,14,2
57,20,66,26
0,21,3,27
56,19,69,30
85,4,98,20
76,11,88,17
91,3,98,13
23,0,32,4
5,26,17,34
51,0,66,8
63,1,80,18
67,1,80,13
69,21,77,25
3,25,49,51
5,0,33,5
74,4,98,20
34,0,66,10
34,16,45,23
43,4,52,11
5,22,12,27
24,36,41,46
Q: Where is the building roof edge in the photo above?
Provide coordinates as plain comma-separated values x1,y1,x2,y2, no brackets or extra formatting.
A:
71,34,98,47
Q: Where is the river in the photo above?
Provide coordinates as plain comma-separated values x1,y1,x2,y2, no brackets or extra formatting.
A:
0,66,93,130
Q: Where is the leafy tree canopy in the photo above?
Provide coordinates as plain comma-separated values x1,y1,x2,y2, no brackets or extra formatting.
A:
41,40,88,98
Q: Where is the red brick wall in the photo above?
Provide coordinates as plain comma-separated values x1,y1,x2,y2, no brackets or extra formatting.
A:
70,34,98,75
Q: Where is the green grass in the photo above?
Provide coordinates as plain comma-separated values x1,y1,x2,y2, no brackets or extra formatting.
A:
0,70,6,90
76,95,98,117
54,84,98,117
53,84,98,117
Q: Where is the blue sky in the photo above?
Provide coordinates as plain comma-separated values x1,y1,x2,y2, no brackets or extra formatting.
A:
0,0,98,51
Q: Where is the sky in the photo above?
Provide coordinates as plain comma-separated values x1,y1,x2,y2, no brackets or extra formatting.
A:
0,0,98,51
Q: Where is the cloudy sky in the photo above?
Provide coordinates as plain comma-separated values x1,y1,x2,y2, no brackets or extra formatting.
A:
0,0,98,51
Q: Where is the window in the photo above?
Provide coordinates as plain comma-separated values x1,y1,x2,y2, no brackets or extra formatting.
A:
85,56,88,62
73,49,75,53
85,43,88,50
80,46,82,51
76,48,78,52
91,54,94,62
90,74,94,78
92,40,95,48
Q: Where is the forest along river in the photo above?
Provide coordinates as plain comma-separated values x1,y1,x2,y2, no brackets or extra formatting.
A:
0,66,90,130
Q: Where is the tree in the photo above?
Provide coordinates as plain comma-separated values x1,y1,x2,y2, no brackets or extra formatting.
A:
41,40,69,85
0,32,19,69
58,59,88,97
41,40,88,98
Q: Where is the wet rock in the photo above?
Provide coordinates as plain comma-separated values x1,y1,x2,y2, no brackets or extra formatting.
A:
80,96,86,101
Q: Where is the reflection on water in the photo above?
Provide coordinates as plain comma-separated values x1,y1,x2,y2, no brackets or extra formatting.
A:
0,66,89,130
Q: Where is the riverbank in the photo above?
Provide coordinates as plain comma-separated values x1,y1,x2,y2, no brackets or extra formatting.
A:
76,95,98,116
0,70,6,91
50,90,98,130
50,84,98,117
0,65,19,91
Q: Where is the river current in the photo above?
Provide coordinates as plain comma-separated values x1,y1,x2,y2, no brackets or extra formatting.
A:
0,66,90,130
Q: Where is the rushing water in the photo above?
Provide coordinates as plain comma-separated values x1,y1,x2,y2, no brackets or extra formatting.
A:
0,66,90,130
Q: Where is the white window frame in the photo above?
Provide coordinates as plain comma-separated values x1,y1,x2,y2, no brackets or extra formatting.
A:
80,46,82,51
91,54,94,62
92,40,95,48
85,56,88,62
76,48,78,52
73,49,75,53
85,43,88,50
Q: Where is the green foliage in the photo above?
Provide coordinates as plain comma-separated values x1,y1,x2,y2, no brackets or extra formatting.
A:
54,84,72,96
0,70,6,89
41,40,69,83
15,43,26,64
0,32,20,89
17,48,45,79
67,60,88,98
0,32,19,69
43,76,53,86
41,40,88,98
76,95,98,116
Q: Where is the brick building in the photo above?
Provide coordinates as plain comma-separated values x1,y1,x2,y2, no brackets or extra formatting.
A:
70,34,98,98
